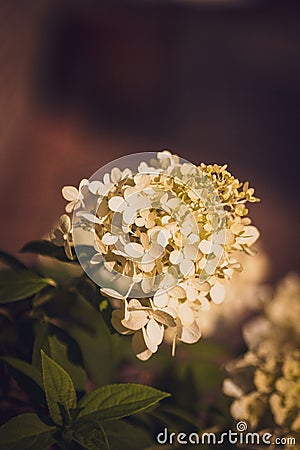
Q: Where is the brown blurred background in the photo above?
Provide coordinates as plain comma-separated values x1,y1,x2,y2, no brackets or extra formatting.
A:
0,0,299,281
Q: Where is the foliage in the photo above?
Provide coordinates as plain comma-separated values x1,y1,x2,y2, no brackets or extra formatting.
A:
0,232,257,449
0,345,169,449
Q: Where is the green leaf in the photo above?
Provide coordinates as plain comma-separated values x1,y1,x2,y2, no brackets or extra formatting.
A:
0,413,55,450
0,270,53,304
20,240,76,263
77,384,170,422
102,420,153,450
155,404,200,429
72,422,110,450
52,293,113,387
48,329,86,392
41,350,77,425
32,321,50,369
0,250,27,270
33,322,86,392
0,356,43,388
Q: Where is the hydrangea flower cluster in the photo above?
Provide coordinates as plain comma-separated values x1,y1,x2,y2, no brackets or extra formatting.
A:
50,151,260,360
223,274,300,441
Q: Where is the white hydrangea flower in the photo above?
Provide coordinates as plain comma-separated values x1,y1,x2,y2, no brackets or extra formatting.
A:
50,214,73,259
223,274,300,436
58,151,260,360
62,179,89,213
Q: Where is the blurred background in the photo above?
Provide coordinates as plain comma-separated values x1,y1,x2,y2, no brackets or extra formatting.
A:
0,0,299,281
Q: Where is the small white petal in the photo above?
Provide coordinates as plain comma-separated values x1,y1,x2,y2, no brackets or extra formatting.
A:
160,270,178,290
146,318,164,346
62,186,79,201
132,330,153,361
98,182,114,196
169,250,183,265
135,217,145,227
148,243,164,259
111,310,132,335
178,303,194,325
142,326,158,353
112,249,128,257
152,309,176,327
198,258,207,269
200,296,210,311
179,321,201,344
223,379,243,398
140,253,155,272
79,213,101,224
181,224,192,236
157,230,169,248
110,167,122,184
214,229,226,244
204,261,217,275
181,163,193,175
89,180,102,194
189,233,199,244
123,207,137,225
121,168,132,179
134,195,151,210
78,179,89,190
133,173,150,188
123,186,137,200
166,198,181,209
185,286,198,301
124,242,144,258
153,290,169,308
237,225,260,246
90,253,103,264
65,202,75,213
100,288,126,300
169,285,186,299
59,214,71,233
210,281,225,304
183,244,197,260
102,232,118,245
141,277,154,293
132,272,143,283
108,196,126,212
122,307,148,331
180,259,195,277
211,243,223,258
161,215,171,224
103,173,110,184
199,239,212,254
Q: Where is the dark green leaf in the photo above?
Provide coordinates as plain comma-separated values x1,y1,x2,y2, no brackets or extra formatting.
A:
156,404,200,429
32,321,86,392
102,420,153,450
77,384,170,422
41,350,77,425
0,356,43,388
33,289,95,333
0,250,27,270
72,422,109,450
32,322,50,369
20,240,76,263
48,330,86,392
0,270,53,304
52,294,113,387
0,413,55,450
